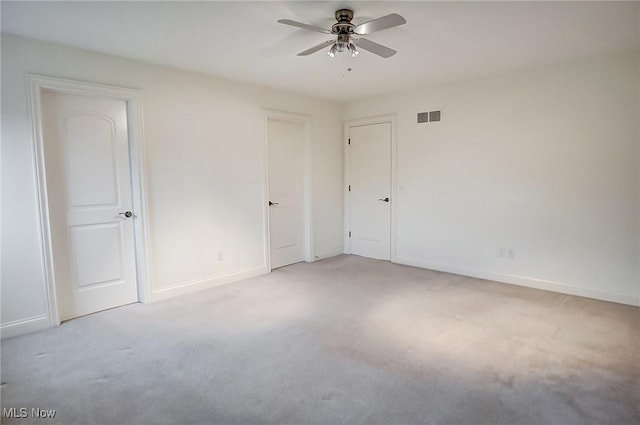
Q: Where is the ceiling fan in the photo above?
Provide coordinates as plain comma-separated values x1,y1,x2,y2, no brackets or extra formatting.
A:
278,9,406,58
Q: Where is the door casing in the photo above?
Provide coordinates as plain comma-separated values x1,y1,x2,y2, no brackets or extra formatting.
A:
344,115,397,262
263,110,313,271
27,74,150,327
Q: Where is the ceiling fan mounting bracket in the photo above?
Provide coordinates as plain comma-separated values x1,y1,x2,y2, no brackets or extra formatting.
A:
335,9,354,23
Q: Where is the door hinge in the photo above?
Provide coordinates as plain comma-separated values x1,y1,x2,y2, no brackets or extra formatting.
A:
348,185,351,191
349,231,351,237
348,138,351,145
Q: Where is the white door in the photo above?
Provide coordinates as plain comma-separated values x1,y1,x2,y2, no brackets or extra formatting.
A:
41,91,138,320
348,122,392,260
267,118,305,269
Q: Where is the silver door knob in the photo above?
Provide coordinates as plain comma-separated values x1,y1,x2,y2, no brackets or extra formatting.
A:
378,197,390,202
118,211,133,218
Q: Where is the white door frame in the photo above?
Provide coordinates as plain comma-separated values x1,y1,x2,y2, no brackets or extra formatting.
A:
344,114,397,262
27,74,151,327
263,110,313,270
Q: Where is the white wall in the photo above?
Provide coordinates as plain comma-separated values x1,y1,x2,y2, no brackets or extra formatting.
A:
345,50,639,305
1,34,344,337
3,34,637,340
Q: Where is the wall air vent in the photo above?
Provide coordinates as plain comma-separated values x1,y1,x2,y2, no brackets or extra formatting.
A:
417,110,441,123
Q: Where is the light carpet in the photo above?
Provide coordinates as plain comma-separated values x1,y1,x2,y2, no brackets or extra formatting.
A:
1,255,638,424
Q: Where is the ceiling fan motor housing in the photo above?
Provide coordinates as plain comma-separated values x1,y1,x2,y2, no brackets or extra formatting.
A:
332,9,356,35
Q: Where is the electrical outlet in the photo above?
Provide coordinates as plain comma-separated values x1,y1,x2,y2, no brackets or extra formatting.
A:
498,248,506,258
217,251,224,261
508,248,516,260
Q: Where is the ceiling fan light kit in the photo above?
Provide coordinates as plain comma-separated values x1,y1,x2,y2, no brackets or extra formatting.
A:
278,8,406,59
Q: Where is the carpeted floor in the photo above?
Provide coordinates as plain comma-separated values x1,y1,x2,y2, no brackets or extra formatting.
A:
1,255,638,425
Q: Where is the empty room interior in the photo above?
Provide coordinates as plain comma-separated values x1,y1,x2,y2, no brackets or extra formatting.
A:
1,1,639,424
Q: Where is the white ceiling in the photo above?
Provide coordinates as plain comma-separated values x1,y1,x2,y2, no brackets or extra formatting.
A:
2,1,639,102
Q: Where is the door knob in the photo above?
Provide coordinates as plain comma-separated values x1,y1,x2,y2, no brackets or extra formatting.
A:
269,201,279,206
378,197,390,202
118,211,133,218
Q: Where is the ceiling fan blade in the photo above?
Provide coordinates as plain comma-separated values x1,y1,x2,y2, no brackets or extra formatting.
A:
278,19,331,34
354,13,406,35
297,40,335,56
353,38,397,58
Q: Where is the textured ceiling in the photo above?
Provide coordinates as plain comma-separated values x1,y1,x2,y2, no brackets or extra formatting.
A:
2,1,639,102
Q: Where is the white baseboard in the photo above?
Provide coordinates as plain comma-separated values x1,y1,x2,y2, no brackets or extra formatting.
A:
313,249,344,261
395,257,640,307
151,266,268,302
1,315,50,339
